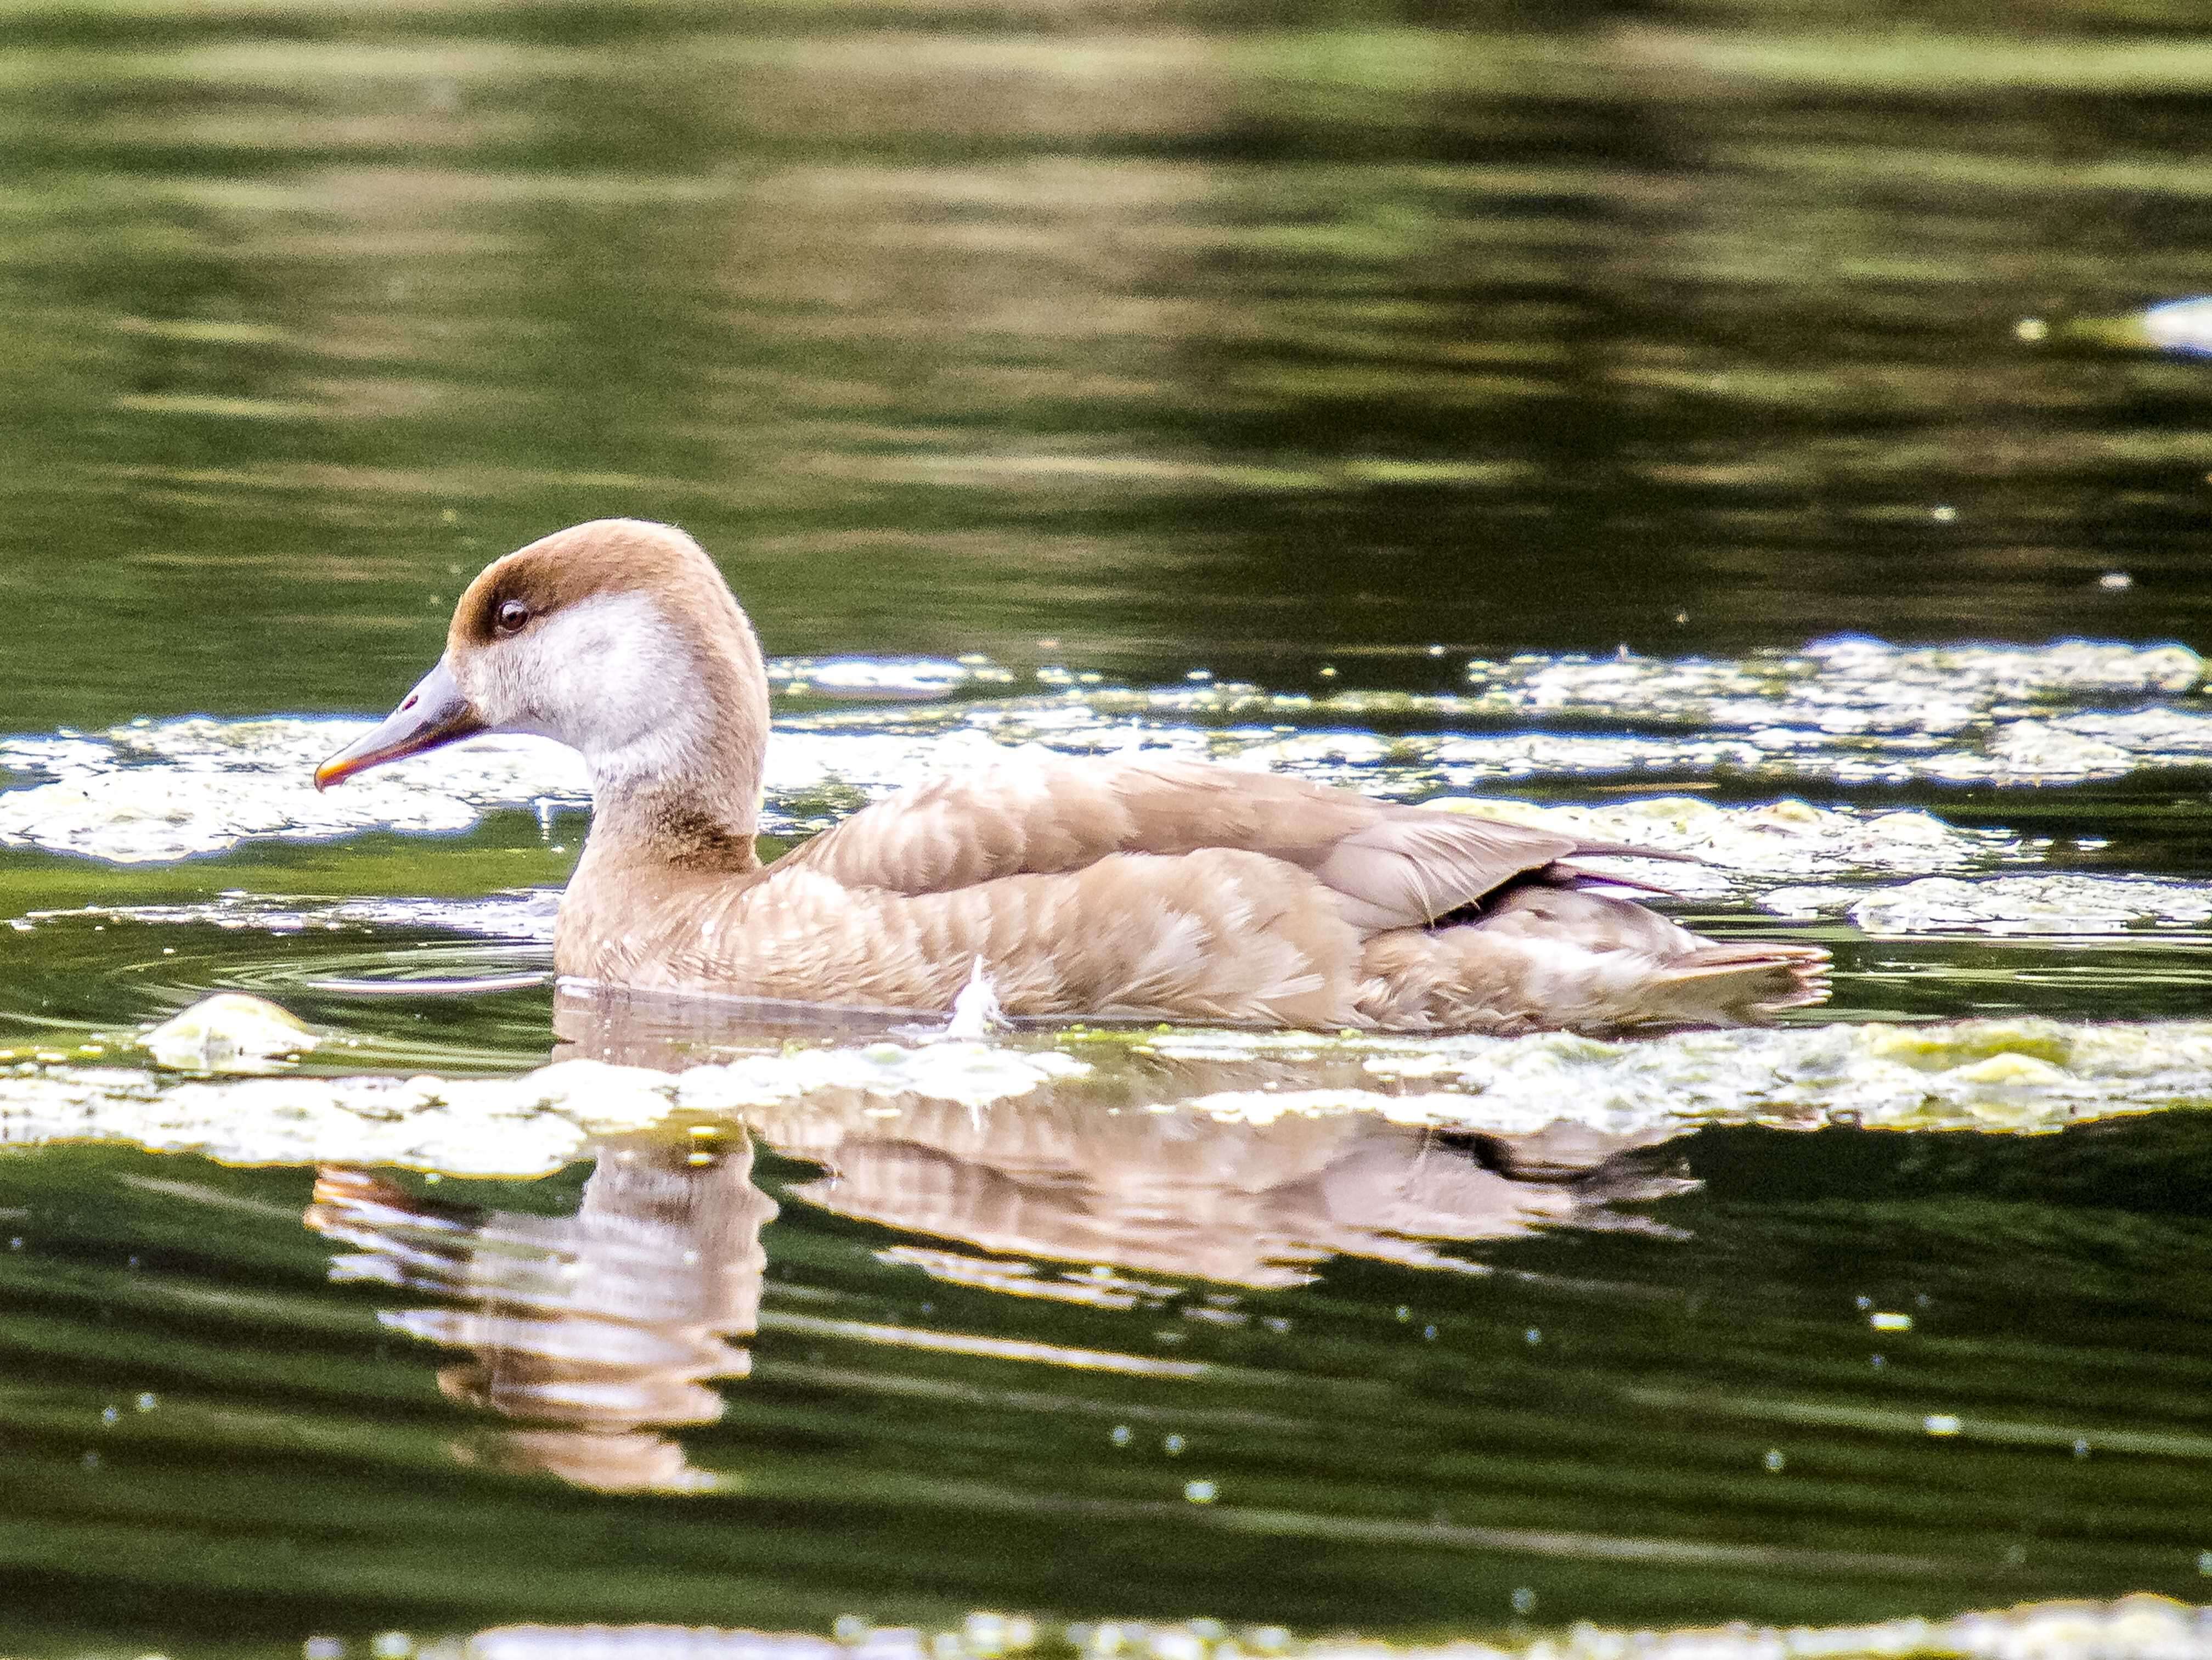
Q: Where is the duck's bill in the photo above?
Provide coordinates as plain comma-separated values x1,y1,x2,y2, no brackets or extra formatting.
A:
314,660,488,790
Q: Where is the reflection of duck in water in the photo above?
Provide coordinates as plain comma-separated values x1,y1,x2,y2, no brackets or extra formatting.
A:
315,995,1691,1492
306,1129,772,1493
759,1100,1684,1294
315,518,1826,1031
312,1107,1679,1490
561,986,1691,1292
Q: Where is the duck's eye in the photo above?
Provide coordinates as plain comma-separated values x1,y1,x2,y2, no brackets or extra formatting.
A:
494,599,532,635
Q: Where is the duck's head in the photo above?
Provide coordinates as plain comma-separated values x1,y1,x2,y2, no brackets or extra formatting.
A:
314,519,769,800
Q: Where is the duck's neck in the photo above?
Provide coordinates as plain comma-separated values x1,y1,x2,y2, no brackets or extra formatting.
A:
572,604,771,880
585,770,762,875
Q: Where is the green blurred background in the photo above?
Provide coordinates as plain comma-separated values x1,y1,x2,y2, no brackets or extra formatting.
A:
7,0,2212,732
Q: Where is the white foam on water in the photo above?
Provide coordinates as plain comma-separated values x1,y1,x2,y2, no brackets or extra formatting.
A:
29,890,564,942
1765,873,2212,936
1234,705,2212,788
7,1016,2211,1175
0,727,2041,877
2,796,2023,928
18,803,2199,951
464,1595,2212,1660
0,1043,1093,1177
2,639,2206,865
1136,638,2212,785
769,656,1014,699
1441,637,2212,786
1150,1017,2212,1135
1459,636,2205,726
1429,795,2022,896
0,718,586,863
142,992,319,1073
818,661,2212,788
0,713,1045,863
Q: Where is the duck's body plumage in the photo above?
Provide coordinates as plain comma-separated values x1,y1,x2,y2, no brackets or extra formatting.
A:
318,519,1829,1033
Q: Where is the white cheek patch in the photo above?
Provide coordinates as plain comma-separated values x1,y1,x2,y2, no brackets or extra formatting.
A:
481,592,708,786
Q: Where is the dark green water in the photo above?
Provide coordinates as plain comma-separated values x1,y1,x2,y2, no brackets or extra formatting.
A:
7,0,2212,1655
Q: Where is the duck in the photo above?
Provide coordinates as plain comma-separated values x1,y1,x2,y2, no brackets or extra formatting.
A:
315,519,1829,1032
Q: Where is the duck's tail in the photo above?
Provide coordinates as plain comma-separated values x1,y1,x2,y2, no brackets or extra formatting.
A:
1631,942,1832,1028
1353,890,1832,1033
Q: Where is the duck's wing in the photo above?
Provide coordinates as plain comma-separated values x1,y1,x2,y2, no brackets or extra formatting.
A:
775,754,1673,935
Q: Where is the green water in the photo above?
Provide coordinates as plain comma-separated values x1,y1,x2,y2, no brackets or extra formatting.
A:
7,0,2212,1655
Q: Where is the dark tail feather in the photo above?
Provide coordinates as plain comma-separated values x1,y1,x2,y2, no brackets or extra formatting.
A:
1547,860,1689,898
1547,838,1706,898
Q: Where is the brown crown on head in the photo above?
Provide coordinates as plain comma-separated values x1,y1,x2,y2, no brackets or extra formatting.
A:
448,519,732,651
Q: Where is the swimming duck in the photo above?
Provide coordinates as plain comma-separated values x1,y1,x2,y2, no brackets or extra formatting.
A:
315,519,1828,1031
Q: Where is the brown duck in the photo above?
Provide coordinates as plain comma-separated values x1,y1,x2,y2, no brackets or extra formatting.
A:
315,519,1828,1031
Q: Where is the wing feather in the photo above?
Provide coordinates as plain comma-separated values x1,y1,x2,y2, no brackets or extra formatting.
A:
775,751,1677,935
1308,813,1580,932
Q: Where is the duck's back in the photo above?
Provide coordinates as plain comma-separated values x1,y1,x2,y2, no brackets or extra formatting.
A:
771,755,1382,897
